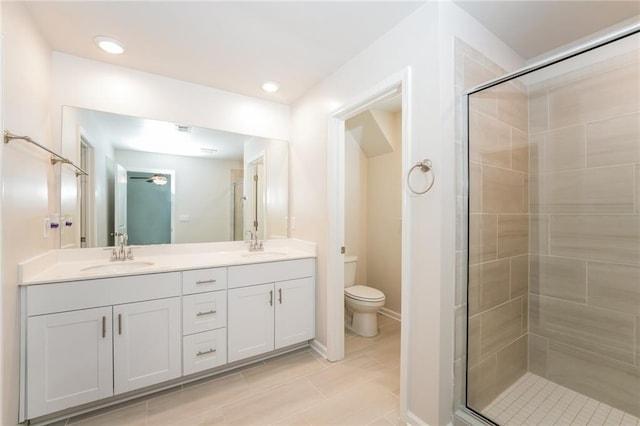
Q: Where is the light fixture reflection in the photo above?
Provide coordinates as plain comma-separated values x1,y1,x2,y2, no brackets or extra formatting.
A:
151,175,168,186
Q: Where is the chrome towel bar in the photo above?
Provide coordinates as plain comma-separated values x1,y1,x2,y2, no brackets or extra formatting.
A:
4,129,88,177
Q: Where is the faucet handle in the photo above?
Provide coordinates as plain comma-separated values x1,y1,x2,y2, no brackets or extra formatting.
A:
110,248,118,262
126,248,134,260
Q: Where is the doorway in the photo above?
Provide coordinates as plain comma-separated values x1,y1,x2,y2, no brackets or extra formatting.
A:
326,69,411,415
126,169,175,245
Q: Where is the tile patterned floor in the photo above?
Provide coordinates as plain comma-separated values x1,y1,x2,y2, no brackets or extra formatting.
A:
55,314,401,426
482,372,640,426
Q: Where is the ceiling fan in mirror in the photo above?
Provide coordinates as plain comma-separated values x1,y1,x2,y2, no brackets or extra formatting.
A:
129,174,168,186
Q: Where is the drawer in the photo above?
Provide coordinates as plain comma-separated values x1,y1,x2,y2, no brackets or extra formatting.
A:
26,273,181,316
182,268,227,294
183,329,227,376
228,258,315,288
183,291,226,335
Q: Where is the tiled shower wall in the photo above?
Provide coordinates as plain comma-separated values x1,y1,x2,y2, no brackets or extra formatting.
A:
527,47,640,417
454,39,530,411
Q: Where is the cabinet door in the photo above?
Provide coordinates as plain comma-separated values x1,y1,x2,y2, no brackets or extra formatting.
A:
27,307,113,419
227,283,274,362
275,277,315,349
113,297,181,394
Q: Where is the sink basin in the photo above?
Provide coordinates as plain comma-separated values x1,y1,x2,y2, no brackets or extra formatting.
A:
239,251,288,258
80,261,155,274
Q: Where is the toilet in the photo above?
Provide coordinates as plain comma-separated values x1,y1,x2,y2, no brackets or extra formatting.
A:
344,256,386,337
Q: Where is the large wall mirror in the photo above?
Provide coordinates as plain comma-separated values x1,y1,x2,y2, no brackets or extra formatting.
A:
59,106,288,249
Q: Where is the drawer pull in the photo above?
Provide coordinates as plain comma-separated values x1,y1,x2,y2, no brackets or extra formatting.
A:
196,348,216,357
102,316,106,338
196,310,217,317
278,288,282,304
118,313,122,335
269,290,273,306
196,279,217,285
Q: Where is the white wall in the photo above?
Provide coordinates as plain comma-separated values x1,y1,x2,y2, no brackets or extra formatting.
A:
115,150,242,243
367,111,402,315
51,53,290,147
290,1,524,424
1,3,54,425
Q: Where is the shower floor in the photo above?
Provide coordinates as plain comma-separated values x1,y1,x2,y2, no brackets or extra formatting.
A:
483,372,639,426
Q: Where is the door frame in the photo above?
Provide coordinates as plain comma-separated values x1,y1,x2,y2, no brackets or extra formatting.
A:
326,67,412,416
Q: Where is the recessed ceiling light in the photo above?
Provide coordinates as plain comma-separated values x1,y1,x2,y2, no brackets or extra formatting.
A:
94,36,125,55
261,81,280,93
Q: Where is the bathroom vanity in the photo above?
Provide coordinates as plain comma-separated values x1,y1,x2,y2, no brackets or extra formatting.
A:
18,241,316,423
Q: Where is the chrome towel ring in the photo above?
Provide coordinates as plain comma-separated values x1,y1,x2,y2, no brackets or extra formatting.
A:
407,159,435,195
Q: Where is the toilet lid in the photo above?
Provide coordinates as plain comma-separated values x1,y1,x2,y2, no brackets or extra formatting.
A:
345,285,385,302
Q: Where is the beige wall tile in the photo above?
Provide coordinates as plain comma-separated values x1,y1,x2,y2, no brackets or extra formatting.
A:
469,87,498,118
529,215,549,255
588,261,640,316
637,165,640,213
587,113,640,167
468,315,481,367
497,82,528,132
483,166,526,213
455,250,467,307
528,87,548,134
540,165,634,213
469,259,510,316
522,295,528,333
469,162,481,213
547,341,640,417
549,215,640,264
469,112,511,168
510,255,528,298
463,55,497,90
548,63,640,129
541,125,586,172
467,355,497,411
530,294,636,363
497,214,528,258
496,335,527,394
511,129,529,174
530,255,587,302
529,134,543,175
528,334,548,377
480,298,523,358
469,214,498,265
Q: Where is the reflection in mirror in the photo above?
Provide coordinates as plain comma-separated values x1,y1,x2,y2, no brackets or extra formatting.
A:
60,107,288,248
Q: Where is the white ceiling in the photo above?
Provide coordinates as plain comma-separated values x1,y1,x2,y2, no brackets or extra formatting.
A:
24,1,639,106
453,1,640,60
25,1,425,104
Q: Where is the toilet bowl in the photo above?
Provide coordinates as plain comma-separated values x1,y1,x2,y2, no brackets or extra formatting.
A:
344,256,386,337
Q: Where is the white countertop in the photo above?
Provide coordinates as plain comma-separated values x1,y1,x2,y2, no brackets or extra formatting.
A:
19,239,316,285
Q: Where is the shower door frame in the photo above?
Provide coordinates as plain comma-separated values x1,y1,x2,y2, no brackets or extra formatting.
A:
457,21,640,426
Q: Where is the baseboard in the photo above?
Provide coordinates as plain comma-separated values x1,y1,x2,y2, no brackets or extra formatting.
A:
406,410,429,425
309,338,328,359
379,307,401,322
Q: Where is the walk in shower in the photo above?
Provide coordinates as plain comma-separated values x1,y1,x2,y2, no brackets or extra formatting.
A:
460,26,640,425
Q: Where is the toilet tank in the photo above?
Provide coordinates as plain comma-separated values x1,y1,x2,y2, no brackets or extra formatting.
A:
344,256,358,288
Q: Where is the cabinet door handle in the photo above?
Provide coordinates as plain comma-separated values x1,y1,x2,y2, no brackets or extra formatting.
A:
196,279,216,285
278,288,282,304
269,290,273,306
196,348,216,357
102,316,106,338
196,310,217,317
118,313,122,335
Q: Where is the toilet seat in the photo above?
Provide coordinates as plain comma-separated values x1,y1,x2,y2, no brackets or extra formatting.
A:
344,285,385,302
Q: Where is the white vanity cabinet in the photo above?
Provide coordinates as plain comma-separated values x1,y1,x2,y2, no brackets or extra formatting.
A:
227,259,315,363
22,273,182,420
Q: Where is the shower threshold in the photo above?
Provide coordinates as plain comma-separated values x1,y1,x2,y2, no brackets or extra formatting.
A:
483,372,639,425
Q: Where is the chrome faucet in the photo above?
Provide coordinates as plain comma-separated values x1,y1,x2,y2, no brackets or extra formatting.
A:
246,230,264,252
111,232,134,261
